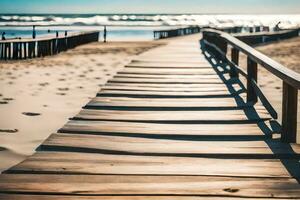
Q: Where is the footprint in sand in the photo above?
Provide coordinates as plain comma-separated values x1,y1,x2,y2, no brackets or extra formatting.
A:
0,147,8,151
57,87,69,91
275,86,281,90
56,92,66,96
97,63,104,67
58,78,66,81
78,74,86,78
0,129,18,133
39,82,49,87
3,98,14,101
22,112,41,116
0,101,8,104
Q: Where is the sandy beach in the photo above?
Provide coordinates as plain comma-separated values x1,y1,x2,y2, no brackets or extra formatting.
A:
0,41,161,172
257,37,300,143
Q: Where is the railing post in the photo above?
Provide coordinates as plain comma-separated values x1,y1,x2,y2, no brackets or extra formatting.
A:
230,48,239,78
247,57,258,103
281,82,298,143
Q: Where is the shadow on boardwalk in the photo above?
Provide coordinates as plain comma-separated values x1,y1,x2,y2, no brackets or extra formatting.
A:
202,46,300,182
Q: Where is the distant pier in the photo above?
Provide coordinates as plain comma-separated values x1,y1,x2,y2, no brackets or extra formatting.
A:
0,31,99,60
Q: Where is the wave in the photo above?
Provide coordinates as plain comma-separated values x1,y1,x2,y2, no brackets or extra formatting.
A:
0,14,300,29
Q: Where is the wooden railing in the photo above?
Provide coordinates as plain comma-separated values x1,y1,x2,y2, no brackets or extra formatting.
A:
234,29,300,46
0,31,99,60
154,26,201,40
201,29,300,143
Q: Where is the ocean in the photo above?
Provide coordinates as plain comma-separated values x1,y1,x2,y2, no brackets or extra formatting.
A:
0,14,300,41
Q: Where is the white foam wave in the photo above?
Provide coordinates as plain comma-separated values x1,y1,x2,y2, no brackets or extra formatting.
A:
1,14,300,29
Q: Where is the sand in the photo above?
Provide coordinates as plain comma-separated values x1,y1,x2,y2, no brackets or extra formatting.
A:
0,41,161,172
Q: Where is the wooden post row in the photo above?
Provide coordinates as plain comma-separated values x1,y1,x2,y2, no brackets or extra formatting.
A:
281,82,298,143
247,57,258,103
230,48,239,78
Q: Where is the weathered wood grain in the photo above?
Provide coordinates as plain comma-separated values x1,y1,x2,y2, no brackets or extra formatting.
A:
1,194,292,200
97,90,240,98
86,96,253,109
74,109,271,122
1,174,300,198
120,68,219,75
40,133,300,157
114,73,221,79
1,30,299,200
6,152,299,178
108,77,223,84
60,120,270,137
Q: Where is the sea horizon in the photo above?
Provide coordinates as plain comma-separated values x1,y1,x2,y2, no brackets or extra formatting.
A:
1,13,300,41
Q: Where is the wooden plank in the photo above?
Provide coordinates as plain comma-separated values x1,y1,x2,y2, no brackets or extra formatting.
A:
1,194,290,200
1,174,300,198
132,59,208,63
126,63,212,68
86,96,251,109
135,58,207,62
40,133,300,157
73,109,271,122
59,120,270,136
6,152,299,178
114,74,221,79
120,68,218,75
108,78,223,84
133,58,209,63
97,90,238,98
106,82,229,88
1,195,289,200
102,85,229,92
138,56,207,60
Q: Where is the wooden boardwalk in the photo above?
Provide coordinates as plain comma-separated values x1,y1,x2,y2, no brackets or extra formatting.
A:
1,34,300,199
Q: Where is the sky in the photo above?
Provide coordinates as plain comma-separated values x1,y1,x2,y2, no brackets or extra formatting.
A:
0,0,299,14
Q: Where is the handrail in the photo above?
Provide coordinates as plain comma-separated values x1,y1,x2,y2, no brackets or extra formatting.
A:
233,29,300,46
201,29,300,143
203,29,300,89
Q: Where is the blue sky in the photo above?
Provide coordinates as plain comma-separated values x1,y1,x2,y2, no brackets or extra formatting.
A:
0,0,299,14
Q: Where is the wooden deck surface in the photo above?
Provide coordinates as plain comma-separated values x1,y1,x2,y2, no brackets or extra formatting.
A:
0,34,300,199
